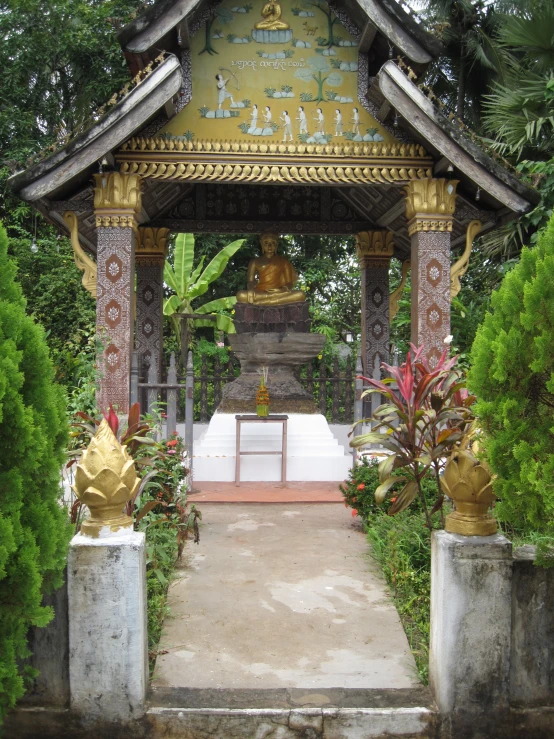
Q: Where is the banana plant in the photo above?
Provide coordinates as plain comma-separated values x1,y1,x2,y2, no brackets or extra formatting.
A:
163,233,245,366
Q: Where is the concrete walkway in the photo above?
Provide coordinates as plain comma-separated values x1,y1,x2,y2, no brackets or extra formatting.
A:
152,504,419,691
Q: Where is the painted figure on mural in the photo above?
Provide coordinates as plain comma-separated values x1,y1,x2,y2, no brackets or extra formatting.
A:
254,0,290,30
297,105,308,135
236,231,306,305
216,73,235,109
281,110,293,142
251,104,258,129
314,108,325,134
334,109,343,136
351,107,360,135
264,105,272,125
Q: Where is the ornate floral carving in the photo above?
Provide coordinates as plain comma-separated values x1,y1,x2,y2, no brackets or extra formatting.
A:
355,230,395,268
96,228,134,412
411,231,451,369
93,172,142,228
136,264,164,381
405,178,458,235
136,226,170,266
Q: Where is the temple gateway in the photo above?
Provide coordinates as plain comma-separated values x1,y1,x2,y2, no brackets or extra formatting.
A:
9,0,538,451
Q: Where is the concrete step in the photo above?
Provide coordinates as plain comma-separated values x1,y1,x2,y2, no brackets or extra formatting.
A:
145,687,439,738
6,688,439,738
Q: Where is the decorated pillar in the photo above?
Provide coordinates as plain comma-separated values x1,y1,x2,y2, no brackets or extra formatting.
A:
355,231,394,383
135,227,170,382
405,178,458,368
94,172,142,413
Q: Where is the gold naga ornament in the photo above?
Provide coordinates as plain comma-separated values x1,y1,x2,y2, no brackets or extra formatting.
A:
73,419,140,537
64,211,97,299
440,448,497,537
450,220,482,299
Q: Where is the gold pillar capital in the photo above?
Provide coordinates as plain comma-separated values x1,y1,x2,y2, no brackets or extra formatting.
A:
136,227,170,266
94,171,143,229
355,230,394,269
405,178,458,236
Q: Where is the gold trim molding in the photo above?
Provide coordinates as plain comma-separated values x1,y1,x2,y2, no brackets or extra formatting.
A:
405,178,458,236
136,227,170,266
116,137,434,187
408,216,454,236
121,137,429,158
355,231,394,268
93,172,142,228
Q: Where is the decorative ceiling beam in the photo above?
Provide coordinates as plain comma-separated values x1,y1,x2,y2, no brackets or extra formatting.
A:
115,137,433,187
359,21,378,53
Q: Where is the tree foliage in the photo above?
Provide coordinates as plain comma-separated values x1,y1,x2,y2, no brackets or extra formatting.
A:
0,223,72,722
468,214,554,535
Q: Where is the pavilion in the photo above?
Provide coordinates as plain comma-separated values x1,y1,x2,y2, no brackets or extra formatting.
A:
8,0,539,415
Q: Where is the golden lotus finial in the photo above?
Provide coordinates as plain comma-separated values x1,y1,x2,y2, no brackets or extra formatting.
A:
441,449,497,536
73,419,140,537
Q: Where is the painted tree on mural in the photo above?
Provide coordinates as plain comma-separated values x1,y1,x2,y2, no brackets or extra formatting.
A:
294,57,342,103
199,6,238,55
292,1,340,49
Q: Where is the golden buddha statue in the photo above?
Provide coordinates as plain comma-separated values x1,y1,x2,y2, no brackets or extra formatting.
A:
236,232,306,305
254,1,290,30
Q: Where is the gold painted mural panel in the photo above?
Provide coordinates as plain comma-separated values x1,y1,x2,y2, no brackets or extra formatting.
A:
162,0,395,146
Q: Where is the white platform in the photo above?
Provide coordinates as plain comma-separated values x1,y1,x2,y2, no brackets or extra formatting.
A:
193,413,352,482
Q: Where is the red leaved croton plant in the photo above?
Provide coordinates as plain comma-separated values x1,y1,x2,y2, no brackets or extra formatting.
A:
350,344,475,528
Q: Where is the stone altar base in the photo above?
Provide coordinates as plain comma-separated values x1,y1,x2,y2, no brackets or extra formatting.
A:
220,331,325,414
193,413,352,482
234,302,311,333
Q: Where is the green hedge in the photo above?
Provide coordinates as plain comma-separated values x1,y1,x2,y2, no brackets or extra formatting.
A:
469,214,554,539
0,224,72,722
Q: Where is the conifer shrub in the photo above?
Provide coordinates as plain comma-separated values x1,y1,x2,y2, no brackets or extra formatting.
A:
469,214,554,538
0,223,72,722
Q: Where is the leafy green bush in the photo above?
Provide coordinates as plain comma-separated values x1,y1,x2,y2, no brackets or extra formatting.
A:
0,223,72,722
469,214,554,538
137,433,200,672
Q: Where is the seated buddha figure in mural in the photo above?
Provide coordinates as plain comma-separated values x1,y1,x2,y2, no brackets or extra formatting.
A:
236,232,306,306
254,0,290,30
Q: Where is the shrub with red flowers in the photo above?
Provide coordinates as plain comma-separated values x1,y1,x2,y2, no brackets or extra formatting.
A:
339,456,381,522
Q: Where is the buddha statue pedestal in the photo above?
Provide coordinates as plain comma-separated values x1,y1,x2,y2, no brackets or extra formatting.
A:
193,303,352,481
252,28,293,43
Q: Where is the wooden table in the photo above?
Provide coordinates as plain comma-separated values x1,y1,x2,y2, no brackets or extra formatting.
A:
235,415,288,486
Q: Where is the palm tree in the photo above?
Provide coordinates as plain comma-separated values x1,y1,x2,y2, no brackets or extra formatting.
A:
418,0,505,125
480,0,554,256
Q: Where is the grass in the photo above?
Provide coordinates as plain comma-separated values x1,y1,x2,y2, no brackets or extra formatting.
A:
366,510,436,683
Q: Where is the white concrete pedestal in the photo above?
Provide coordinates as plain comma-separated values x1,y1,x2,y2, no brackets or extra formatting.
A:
430,531,512,737
67,528,148,721
193,412,352,481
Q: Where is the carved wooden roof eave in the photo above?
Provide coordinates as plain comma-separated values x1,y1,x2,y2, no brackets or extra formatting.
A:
7,55,183,204
378,61,540,217
118,0,440,67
